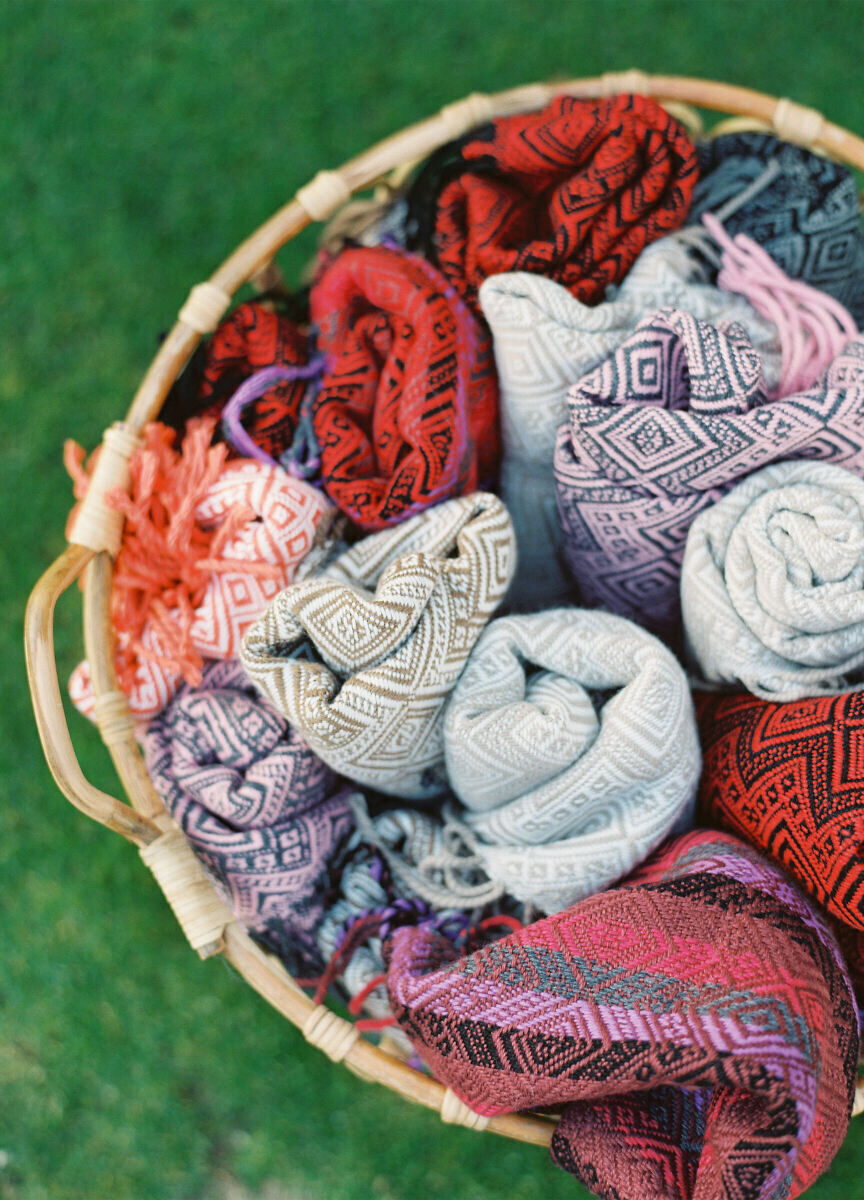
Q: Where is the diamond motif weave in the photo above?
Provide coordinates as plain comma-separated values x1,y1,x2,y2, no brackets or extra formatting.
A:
70,460,332,720
480,237,781,608
240,493,516,799
406,93,698,315
696,687,864,933
442,608,700,912
385,830,859,1200
309,246,500,530
688,132,864,326
195,300,309,460
683,459,864,700
141,660,354,974
554,309,864,645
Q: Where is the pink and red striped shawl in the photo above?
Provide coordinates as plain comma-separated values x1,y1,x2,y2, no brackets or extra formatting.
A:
385,830,859,1200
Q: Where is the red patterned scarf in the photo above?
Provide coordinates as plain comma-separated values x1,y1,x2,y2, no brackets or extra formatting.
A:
409,93,698,314
196,301,309,461
309,246,499,530
696,689,864,933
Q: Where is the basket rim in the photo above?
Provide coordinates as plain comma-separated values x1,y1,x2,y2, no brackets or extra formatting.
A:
26,71,864,1144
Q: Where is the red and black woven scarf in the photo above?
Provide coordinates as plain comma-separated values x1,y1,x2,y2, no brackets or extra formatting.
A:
696,690,864,933
407,93,699,314
195,300,309,461
309,245,499,530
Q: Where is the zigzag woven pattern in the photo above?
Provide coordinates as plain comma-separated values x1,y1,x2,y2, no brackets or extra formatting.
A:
309,246,500,530
688,132,864,326
696,688,864,933
385,830,859,1200
480,236,782,608
70,460,332,720
682,460,864,700
240,493,515,799
409,93,698,315
141,660,354,973
554,309,864,644
442,609,700,912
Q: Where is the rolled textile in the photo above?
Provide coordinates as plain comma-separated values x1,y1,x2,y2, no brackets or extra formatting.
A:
554,308,864,645
385,830,859,1200
405,94,698,316
68,423,333,721
441,609,700,912
481,236,782,608
141,660,355,974
687,131,864,326
240,493,516,799
696,688,864,932
683,460,864,700
308,246,500,531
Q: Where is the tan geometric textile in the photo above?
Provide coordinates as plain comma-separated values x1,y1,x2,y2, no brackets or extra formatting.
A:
240,493,516,799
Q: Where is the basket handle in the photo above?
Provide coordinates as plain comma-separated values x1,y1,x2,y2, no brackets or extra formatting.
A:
24,543,161,846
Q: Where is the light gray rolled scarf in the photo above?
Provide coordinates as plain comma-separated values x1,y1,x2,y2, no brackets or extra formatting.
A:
479,235,782,610
440,608,701,913
240,492,516,799
682,459,864,701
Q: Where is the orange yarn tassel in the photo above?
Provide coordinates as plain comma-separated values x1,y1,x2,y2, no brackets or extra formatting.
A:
65,417,282,696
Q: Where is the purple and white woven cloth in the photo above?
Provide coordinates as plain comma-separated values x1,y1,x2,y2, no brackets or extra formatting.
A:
142,659,355,973
554,308,864,645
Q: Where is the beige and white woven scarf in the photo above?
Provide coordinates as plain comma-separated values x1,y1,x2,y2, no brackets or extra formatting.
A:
240,492,516,799
479,235,782,610
682,459,864,701
441,608,701,913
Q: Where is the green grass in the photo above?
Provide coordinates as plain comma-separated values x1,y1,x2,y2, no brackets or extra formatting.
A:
3,1,864,1196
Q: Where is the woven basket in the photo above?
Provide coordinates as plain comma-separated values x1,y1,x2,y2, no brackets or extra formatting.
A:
25,72,864,1150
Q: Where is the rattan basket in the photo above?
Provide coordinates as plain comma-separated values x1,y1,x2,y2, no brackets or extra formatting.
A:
25,72,864,1150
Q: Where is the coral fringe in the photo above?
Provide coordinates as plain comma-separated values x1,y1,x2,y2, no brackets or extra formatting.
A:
65,417,281,695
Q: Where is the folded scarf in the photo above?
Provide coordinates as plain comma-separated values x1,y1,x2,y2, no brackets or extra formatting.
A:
554,309,864,644
308,246,500,530
696,688,864,933
406,94,698,316
440,609,700,912
481,237,782,608
385,830,859,1200
683,460,864,700
687,131,864,326
240,493,516,799
68,423,332,720
141,660,354,974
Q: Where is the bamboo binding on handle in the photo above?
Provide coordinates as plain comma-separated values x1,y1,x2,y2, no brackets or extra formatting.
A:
25,73,864,1142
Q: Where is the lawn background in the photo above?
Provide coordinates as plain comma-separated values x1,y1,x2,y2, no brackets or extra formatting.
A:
4,2,864,1197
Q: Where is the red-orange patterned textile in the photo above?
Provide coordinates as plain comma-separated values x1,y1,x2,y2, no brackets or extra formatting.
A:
309,246,499,530
417,93,698,314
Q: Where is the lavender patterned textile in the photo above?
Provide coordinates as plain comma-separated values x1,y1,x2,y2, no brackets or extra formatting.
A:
687,131,864,326
142,659,355,974
480,235,781,610
554,309,864,645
